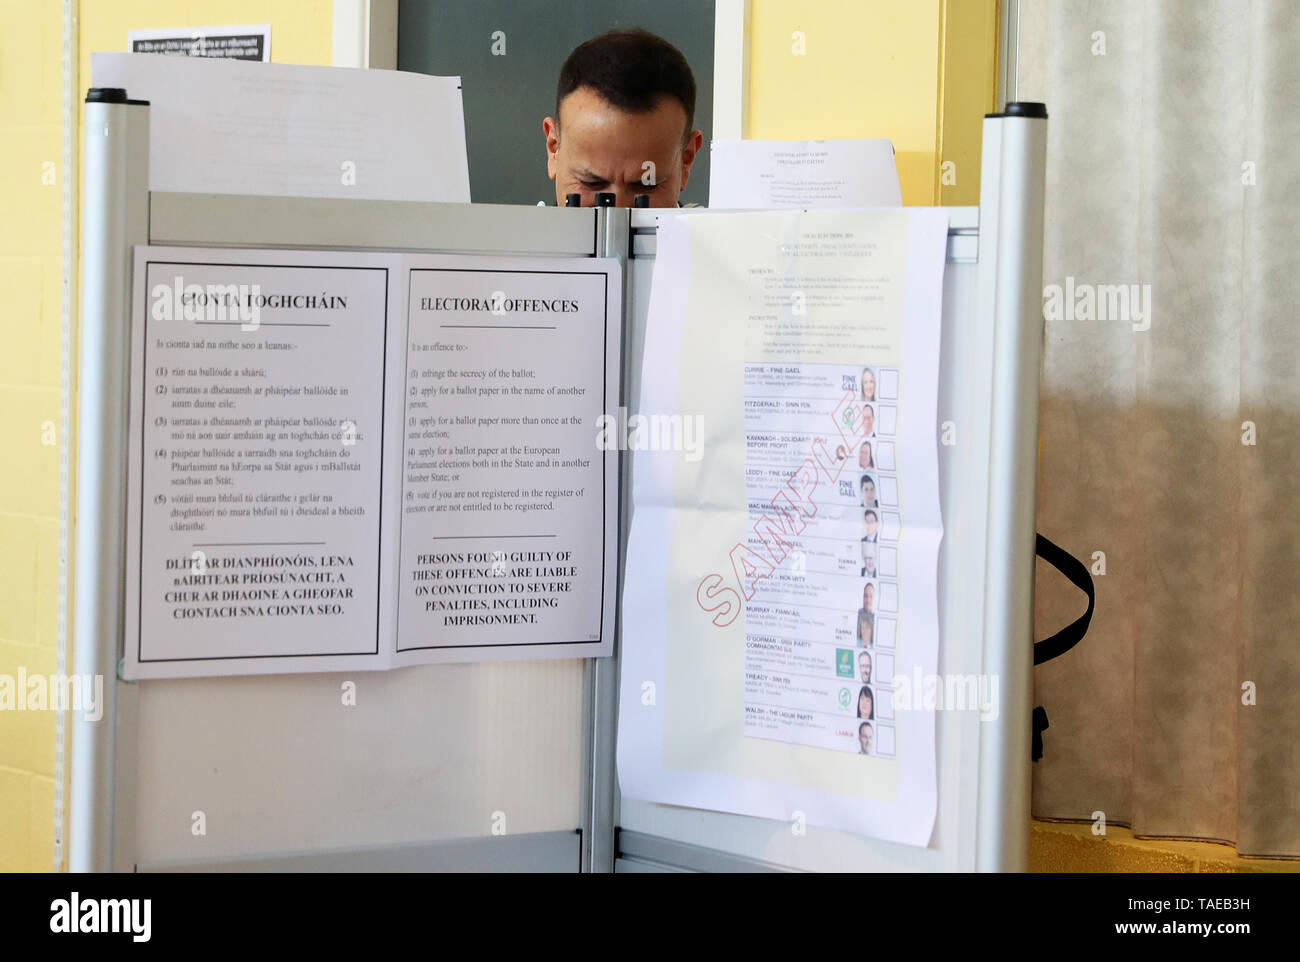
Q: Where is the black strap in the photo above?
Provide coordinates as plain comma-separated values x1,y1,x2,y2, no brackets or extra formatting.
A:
1031,534,1096,762
1033,532,1095,666
1031,706,1049,762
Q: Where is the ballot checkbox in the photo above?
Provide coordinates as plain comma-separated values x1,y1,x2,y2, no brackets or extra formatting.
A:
874,440,896,471
875,617,897,649
880,511,902,542
878,581,899,612
875,723,896,757
879,546,898,577
875,686,895,721
878,475,899,507
878,368,900,400
873,651,894,685
877,404,898,436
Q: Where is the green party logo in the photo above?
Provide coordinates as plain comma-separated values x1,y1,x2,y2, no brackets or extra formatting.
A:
836,649,855,678
838,687,851,710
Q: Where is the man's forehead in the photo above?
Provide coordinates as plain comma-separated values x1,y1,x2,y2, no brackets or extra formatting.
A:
558,85,686,125
558,89,687,151
561,138,683,175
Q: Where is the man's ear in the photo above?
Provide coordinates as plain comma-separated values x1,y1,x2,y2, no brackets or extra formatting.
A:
543,117,560,179
679,129,704,191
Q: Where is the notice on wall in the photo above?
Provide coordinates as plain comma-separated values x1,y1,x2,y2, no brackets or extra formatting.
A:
616,208,948,845
709,139,902,209
122,247,619,679
128,24,271,61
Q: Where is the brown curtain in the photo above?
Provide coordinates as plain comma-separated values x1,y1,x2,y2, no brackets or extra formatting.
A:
1019,0,1300,856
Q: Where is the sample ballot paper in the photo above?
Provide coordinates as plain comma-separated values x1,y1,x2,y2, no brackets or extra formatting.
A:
122,247,620,679
618,208,948,844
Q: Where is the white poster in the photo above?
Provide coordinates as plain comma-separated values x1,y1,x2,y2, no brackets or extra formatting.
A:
617,208,949,845
122,247,619,679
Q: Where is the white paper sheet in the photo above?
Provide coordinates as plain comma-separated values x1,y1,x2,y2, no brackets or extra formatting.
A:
122,246,619,679
709,139,902,209
617,208,949,846
92,53,470,202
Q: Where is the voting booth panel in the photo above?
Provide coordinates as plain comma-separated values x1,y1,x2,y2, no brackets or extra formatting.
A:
613,109,1046,872
72,94,619,872
71,88,1045,872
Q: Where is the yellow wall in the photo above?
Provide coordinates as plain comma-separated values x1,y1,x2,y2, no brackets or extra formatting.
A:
747,0,998,206
0,0,65,875
0,0,331,874
935,0,999,206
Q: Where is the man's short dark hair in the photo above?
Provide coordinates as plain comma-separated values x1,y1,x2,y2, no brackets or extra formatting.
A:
556,29,696,142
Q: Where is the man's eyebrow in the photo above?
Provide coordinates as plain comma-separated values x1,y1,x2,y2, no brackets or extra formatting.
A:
574,169,662,189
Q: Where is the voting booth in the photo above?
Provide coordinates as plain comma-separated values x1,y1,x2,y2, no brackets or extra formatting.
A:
69,88,1046,872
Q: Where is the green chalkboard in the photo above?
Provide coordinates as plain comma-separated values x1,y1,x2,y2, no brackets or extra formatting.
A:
398,0,715,206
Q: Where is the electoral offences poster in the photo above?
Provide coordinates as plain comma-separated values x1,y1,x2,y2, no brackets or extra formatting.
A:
122,247,620,679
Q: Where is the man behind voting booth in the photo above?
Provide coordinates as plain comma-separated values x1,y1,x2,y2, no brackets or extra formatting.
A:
543,29,703,208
